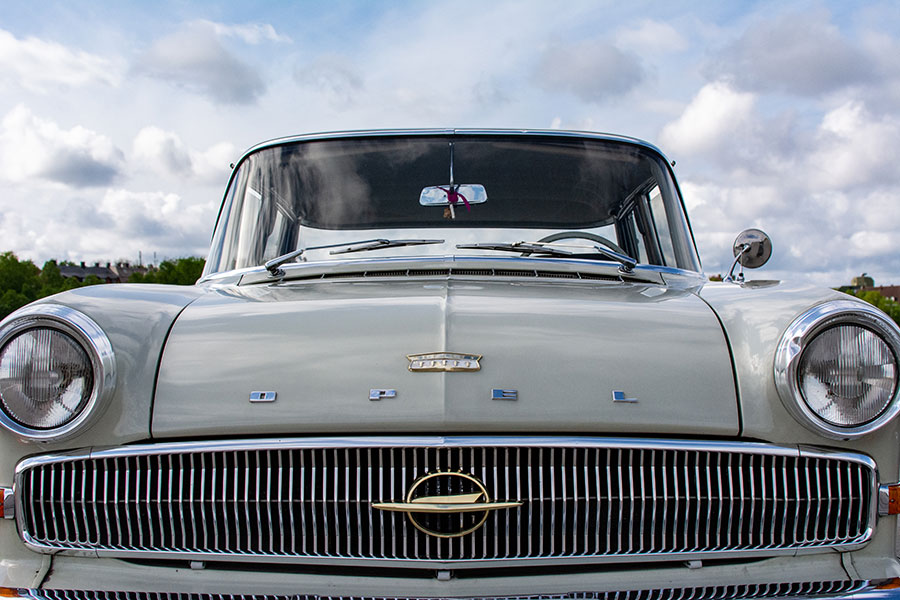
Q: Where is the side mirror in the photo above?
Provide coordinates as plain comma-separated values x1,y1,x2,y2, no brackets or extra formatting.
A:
725,228,772,283
733,228,772,269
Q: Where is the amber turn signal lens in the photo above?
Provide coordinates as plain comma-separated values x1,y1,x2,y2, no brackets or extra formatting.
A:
887,485,900,515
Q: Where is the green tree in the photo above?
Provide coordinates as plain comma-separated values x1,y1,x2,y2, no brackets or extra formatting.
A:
845,289,900,326
0,252,41,319
0,289,30,318
82,274,105,286
129,257,205,285
38,260,65,296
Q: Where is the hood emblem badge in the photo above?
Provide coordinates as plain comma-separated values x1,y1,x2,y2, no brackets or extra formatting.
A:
612,390,638,403
373,471,522,537
249,391,277,403
407,352,481,372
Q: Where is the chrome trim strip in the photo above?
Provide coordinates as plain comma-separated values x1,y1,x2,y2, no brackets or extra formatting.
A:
13,436,877,567
879,483,895,516
233,255,705,287
18,435,868,467
241,128,672,168
9,543,877,569
774,300,900,439
17,436,836,465
0,303,116,442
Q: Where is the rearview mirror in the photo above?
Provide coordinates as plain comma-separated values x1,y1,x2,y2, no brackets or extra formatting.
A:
419,184,488,207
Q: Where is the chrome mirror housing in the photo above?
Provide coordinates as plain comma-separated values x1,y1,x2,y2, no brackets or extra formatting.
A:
733,228,772,269
725,228,772,283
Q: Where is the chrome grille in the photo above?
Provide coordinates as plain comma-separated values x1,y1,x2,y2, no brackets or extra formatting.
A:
16,438,875,566
16,581,871,600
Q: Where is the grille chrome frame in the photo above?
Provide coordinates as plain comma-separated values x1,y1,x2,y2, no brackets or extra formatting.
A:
10,580,875,600
14,437,877,568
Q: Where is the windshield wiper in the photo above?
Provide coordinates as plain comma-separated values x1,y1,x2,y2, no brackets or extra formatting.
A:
329,238,444,255
456,241,637,273
264,238,444,277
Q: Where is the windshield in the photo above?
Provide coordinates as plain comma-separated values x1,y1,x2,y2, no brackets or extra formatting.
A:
205,134,700,275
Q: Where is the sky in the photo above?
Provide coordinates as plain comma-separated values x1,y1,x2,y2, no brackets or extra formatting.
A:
1,0,898,286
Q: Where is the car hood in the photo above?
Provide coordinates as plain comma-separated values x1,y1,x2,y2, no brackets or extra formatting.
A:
152,278,738,437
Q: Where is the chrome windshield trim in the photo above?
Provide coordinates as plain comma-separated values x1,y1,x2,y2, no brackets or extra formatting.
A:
206,129,694,278
240,128,673,167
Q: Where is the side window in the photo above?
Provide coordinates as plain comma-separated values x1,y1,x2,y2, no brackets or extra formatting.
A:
618,209,649,264
646,185,677,267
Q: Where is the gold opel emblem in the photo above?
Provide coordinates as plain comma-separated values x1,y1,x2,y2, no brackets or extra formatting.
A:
407,352,481,372
372,471,522,538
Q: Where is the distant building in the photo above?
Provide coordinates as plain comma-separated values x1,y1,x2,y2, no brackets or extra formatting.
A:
851,273,875,288
58,261,152,283
863,285,900,302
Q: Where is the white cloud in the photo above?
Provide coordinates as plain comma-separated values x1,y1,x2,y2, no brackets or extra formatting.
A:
99,189,196,234
132,126,236,183
617,20,688,53
805,101,900,190
294,55,364,108
192,142,237,183
706,10,872,96
137,23,265,104
533,40,645,102
203,20,292,44
0,105,123,187
133,126,193,176
0,184,216,266
659,82,756,156
849,230,895,258
680,179,900,281
0,28,120,92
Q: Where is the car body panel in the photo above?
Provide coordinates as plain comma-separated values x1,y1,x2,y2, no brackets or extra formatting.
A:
153,268,739,436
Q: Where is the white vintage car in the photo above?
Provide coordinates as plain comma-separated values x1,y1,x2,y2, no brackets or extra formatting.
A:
1,130,899,599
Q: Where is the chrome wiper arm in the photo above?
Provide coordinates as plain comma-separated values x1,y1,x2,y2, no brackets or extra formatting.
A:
329,238,444,255
265,238,445,277
456,241,637,273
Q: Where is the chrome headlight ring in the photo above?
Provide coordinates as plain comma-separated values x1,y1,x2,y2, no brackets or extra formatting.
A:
0,304,116,441
775,300,900,440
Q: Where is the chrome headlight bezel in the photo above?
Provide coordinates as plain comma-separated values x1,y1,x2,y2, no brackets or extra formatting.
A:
774,300,900,440
0,304,116,441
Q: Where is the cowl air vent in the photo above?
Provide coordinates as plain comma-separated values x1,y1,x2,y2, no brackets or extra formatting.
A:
312,268,623,282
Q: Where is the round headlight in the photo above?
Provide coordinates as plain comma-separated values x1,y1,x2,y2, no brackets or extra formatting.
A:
775,300,900,439
0,304,115,441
